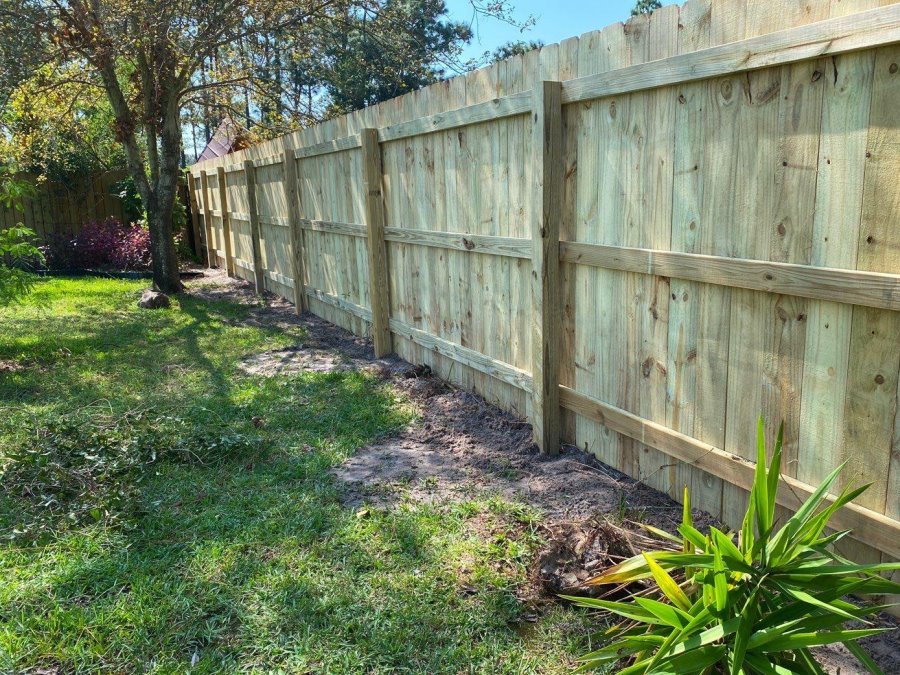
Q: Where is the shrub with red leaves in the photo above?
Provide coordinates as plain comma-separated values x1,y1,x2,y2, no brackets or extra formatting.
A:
41,218,152,271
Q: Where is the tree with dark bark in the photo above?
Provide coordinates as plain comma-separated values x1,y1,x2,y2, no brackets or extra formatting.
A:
3,0,527,292
2,1,302,291
3,0,349,292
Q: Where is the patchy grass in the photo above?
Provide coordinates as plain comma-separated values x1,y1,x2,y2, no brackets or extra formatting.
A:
0,278,590,673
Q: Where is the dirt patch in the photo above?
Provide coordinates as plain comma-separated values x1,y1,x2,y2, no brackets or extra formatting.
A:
185,270,899,673
0,359,26,374
240,346,353,375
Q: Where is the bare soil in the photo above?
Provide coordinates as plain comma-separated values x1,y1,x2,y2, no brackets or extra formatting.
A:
187,270,899,674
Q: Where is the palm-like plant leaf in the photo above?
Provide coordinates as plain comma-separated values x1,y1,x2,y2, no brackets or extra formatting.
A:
572,419,900,674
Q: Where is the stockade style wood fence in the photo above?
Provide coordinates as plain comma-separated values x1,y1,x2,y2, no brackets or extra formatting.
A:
190,0,900,575
0,171,128,237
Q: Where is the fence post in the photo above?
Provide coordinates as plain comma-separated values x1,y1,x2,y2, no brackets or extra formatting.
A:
360,128,392,357
216,166,235,276
530,80,562,455
199,170,216,268
187,173,204,259
244,159,266,293
282,150,307,313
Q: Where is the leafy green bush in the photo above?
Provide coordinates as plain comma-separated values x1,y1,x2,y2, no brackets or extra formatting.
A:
0,411,263,542
568,420,900,674
0,225,43,305
0,173,43,305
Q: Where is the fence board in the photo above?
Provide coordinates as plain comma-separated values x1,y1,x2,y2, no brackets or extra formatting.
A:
190,0,900,566
0,171,127,239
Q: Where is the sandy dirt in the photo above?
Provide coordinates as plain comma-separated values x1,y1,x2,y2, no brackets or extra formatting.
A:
186,270,899,674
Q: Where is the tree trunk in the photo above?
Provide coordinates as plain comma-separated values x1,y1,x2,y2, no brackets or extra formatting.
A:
146,194,183,293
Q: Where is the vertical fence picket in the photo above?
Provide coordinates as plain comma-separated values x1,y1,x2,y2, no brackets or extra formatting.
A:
200,170,215,268
282,150,307,313
216,166,235,276
244,159,266,293
530,81,563,455
361,128,392,357
187,174,204,259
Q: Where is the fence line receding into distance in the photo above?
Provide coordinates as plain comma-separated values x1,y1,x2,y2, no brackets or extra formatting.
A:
189,0,900,576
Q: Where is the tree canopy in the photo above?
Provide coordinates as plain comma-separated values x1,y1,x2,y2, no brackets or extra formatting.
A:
0,0,526,291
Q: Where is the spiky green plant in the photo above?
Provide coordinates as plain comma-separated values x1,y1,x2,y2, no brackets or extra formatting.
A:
567,419,900,674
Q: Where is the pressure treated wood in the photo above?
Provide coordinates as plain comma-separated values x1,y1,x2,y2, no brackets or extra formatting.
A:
199,171,215,268
530,81,563,454
561,5,900,104
378,91,532,143
389,319,533,393
560,242,900,311
383,227,531,258
293,135,361,159
187,175,204,258
188,0,900,569
243,160,266,293
361,129,392,356
299,219,367,238
559,385,900,560
282,151,307,313
215,167,235,276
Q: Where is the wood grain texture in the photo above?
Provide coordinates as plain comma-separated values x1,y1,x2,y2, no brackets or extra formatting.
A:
187,174,204,258
530,80,563,454
390,319,533,393
559,385,900,560
282,150,307,312
384,227,530,258
378,91,531,143
560,4,900,104
199,170,215,268
243,160,266,293
361,129,392,356
184,0,900,567
215,167,235,276
560,243,900,310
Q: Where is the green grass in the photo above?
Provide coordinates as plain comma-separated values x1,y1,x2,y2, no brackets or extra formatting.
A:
0,278,590,673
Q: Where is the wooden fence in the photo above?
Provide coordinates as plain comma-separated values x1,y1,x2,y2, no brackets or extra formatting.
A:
0,171,128,238
189,0,900,570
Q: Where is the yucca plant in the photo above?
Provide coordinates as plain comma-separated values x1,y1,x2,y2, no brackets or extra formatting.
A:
567,419,900,674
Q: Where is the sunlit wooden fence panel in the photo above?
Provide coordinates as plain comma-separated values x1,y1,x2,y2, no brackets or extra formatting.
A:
190,0,900,572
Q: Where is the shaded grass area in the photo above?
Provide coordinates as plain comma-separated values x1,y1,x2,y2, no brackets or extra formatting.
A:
0,279,589,673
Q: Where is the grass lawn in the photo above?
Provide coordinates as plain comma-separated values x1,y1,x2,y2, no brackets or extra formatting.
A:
0,278,590,673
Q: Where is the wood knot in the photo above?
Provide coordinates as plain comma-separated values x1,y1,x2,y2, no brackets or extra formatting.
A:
641,357,654,378
890,63,898,74
875,374,885,385
462,238,475,250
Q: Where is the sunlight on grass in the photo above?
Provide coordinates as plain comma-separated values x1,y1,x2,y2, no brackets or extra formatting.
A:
0,278,589,673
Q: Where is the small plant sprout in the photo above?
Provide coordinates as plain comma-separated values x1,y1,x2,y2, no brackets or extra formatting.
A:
567,419,900,674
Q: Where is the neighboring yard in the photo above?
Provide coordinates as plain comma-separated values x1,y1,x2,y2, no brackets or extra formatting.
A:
0,277,589,673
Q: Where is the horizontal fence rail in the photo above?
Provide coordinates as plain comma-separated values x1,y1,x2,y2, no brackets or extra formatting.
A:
190,0,900,579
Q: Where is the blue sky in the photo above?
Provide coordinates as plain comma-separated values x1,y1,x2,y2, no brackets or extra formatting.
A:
444,0,674,65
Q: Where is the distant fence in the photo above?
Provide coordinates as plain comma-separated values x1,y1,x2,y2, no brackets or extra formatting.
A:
190,0,900,572
0,171,128,238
